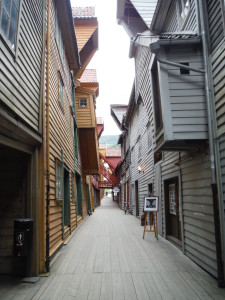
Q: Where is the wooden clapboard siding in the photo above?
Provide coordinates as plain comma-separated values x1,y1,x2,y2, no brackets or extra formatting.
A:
207,0,224,52
76,94,94,128
207,0,225,269
130,0,157,28
160,150,216,276
129,100,153,217
161,0,197,32
46,1,78,256
0,0,43,132
160,46,207,141
74,22,97,52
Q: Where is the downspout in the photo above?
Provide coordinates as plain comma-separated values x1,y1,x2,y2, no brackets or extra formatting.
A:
199,0,224,287
71,72,78,228
45,0,51,273
39,0,47,274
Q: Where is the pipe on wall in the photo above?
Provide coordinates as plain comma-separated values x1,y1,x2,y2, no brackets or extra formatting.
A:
45,0,51,274
198,0,224,288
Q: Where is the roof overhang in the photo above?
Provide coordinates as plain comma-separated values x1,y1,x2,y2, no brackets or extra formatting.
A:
55,0,80,71
110,105,127,130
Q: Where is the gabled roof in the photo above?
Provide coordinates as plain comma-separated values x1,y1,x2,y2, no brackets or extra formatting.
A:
72,7,96,19
79,69,97,83
78,69,99,97
72,6,98,79
106,148,121,157
110,105,127,130
117,0,157,37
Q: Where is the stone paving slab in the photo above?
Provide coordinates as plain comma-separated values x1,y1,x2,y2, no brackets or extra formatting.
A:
0,196,225,299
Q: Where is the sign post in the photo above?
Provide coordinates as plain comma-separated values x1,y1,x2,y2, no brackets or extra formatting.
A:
143,197,158,240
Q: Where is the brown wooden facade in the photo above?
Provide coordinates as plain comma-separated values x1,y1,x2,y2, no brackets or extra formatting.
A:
0,0,44,276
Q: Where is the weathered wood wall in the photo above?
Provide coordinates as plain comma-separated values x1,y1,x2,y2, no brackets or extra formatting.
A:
0,0,43,132
47,1,77,256
207,0,225,272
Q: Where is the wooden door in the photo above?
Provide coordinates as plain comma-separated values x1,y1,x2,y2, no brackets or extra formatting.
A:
135,180,139,216
165,178,181,241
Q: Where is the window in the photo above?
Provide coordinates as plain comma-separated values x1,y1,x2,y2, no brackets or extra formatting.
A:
0,0,20,50
154,151,162,164
56,11,64,61
177,0,190,27
80,98,87,107
138,138,142,160
59,76,63,108
56,160,62,200
180,62,190,75
148,126,153,150
151,60,163,132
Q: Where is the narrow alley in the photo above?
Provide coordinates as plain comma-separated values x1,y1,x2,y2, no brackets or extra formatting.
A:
1,196,225,300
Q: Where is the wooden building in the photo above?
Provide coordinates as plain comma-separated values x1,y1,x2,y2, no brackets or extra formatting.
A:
73,7,100,219
116,0,225,283
38,0,81,273
0,0,44,276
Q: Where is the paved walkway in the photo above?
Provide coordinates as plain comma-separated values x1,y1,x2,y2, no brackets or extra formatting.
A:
1,196,225,299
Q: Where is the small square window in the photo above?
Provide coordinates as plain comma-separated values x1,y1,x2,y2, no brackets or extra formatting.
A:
80,98,87,107
180,62,190,75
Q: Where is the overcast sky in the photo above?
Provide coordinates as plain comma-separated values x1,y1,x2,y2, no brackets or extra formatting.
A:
71,0,135,135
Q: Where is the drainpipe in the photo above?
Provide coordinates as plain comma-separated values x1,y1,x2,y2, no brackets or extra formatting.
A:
71,72,78,228
45,0,51,274
199,0,224,287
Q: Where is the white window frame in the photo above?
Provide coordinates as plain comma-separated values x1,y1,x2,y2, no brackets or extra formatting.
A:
80,98,87,107
56,11,64,62
0,0,21,52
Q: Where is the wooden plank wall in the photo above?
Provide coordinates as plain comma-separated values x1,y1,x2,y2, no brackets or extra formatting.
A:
161,0,197,32
131,46,155,217
47,1,77,256
0,0,43,131
76,94,93,128
207,0,225,268
165,46,207,140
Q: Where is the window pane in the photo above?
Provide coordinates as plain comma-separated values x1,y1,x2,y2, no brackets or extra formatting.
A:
11,2,18,24
14,0,20,8
61,38,64,61
3,0,11,15
8,21,16,48
1,8,9,36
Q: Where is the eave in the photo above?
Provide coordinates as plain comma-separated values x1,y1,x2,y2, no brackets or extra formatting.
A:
79,128,99,175
55,0,80,71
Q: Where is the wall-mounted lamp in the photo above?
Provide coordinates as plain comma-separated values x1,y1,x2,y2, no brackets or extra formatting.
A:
138,166,144,173
120,180,123,185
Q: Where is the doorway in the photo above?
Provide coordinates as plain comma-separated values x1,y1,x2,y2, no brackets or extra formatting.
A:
165,177,182,247
135,180,139,217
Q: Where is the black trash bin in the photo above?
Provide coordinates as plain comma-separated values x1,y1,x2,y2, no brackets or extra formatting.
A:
14,219,33,257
